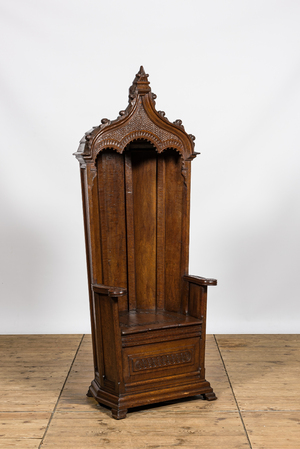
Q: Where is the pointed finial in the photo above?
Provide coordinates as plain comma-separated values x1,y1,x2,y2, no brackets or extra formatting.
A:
129,66,151,102
138,66,146,75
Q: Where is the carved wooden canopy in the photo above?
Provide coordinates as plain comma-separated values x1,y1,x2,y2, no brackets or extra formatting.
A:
74,67,198,167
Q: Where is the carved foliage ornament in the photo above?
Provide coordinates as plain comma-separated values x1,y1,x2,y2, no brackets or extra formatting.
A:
74,67,198,166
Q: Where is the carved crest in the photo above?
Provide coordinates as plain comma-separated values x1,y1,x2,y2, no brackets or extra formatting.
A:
74,67,198,166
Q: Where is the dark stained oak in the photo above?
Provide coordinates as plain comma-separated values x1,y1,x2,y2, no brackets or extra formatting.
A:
74,66,217,419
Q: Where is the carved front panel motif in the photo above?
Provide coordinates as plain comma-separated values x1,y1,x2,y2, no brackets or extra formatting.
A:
131,349,193,372
123,338,200,383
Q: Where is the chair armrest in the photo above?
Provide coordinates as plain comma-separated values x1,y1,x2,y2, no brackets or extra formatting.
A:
183,275,217,286
92,283,127,297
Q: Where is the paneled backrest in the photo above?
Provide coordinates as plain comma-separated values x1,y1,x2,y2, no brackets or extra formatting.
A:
96,141,189,314
74,67,198,317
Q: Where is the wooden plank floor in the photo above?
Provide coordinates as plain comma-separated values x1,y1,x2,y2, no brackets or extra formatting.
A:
0,335,299,448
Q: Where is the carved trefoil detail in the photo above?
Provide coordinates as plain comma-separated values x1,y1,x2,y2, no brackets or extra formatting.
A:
131,350,192,372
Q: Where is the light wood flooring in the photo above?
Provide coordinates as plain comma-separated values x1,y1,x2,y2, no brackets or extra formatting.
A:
1,334,299,448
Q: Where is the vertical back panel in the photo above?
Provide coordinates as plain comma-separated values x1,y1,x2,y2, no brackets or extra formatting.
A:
132,150,157,310
164,150,184,313
156,155,166,310
124,152,137,310
180,161,191,314
97,150,128,312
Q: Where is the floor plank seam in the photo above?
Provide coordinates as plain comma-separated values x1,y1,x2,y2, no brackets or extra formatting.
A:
38,334,85,448
214,334,253,449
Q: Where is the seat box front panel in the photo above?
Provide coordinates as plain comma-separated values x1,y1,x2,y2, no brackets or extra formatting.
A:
122,337,200,385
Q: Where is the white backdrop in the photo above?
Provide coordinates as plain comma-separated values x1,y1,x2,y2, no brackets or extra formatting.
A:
1,0,300,334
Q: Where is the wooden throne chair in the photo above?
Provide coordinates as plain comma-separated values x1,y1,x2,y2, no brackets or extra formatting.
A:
74,67,217,419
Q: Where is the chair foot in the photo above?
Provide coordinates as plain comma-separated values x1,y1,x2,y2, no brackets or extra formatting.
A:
86,386,93,397
111,407,127,419
202,391,217,401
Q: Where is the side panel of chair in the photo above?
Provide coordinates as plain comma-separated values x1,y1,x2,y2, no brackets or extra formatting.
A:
187,283,208,380
81,154,129,383
94,291,124,394
80,164,103,377
97,151,128,312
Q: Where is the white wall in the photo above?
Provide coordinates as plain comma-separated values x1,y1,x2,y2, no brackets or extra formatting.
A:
1,0,299,334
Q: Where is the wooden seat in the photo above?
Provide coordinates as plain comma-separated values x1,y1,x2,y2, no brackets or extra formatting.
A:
119,310,202,335
74,66,217,419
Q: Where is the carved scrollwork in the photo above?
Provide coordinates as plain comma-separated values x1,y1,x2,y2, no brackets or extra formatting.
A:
181,160,189,186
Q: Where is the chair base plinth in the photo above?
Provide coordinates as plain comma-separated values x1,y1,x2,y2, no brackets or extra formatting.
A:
87,378,216,419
